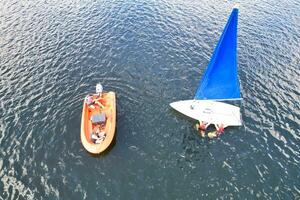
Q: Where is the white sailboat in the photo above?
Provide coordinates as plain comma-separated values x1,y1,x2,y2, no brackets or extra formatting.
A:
170,6,242,127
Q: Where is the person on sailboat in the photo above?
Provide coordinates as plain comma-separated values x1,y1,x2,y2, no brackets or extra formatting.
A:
195,121,210,137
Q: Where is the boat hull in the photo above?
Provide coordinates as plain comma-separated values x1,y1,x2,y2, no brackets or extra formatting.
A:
170,100,242,126
81,92,116,154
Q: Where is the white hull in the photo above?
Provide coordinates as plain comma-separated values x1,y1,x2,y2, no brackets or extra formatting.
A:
170,100,242,126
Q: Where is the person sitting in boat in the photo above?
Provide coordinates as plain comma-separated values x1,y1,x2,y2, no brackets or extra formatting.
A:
95,130,106,144
92,132,106,144
91,132,99,142
91,127,106,144
85,95,104,109
195,121,210,137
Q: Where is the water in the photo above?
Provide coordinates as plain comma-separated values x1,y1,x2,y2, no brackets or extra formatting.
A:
0,0,299,199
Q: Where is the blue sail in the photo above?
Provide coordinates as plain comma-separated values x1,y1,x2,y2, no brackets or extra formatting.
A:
194,8,241,101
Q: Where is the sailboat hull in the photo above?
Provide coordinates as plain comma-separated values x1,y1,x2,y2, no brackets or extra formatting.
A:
170,100,242,126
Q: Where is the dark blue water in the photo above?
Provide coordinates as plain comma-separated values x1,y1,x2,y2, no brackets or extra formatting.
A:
1,0,299,199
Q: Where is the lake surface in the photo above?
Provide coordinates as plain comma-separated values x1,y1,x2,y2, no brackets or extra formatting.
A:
0,0,299,199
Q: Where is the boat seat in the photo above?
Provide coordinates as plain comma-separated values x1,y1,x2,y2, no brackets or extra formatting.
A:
91,113,106,124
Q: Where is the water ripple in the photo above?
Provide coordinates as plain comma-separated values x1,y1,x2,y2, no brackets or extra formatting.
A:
0,0,300,199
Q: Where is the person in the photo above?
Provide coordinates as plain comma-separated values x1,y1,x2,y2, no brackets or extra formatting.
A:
85,95,95,109
195,121,210,137
95,131,106,144
91,127,106,144
85,94,104,109
95,83,105,108
91,132,99,141
215,124,225,136
94,99,105,109
207,124,226,138
96,83,103,98
85,95,93,105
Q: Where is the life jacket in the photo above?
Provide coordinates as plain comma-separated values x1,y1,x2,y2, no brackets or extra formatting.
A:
199,123,206,130
217,125,224,133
